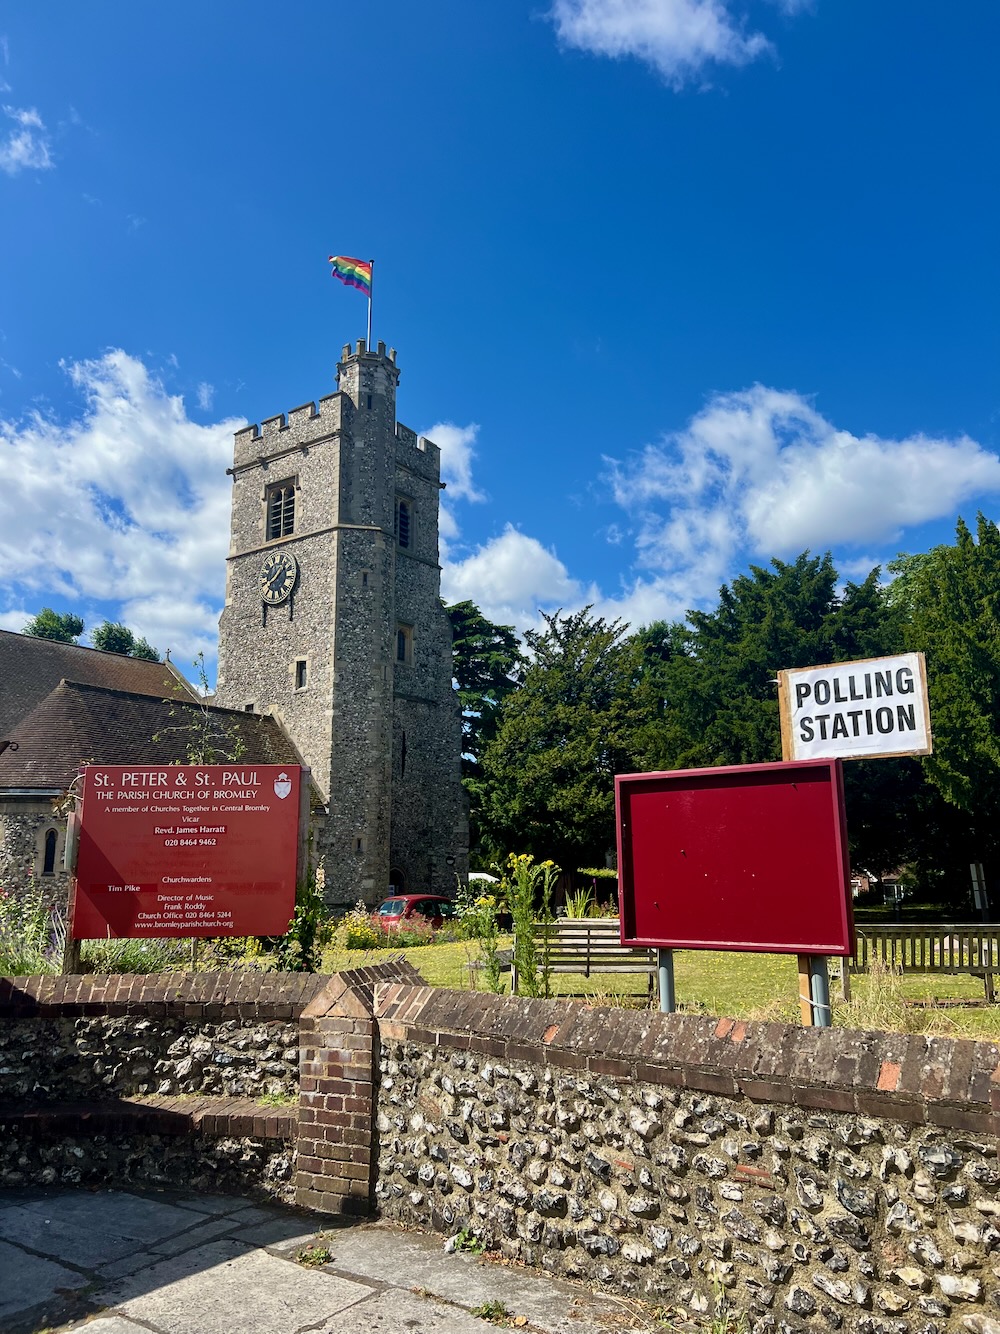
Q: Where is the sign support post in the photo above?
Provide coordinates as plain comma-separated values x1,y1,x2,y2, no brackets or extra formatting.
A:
798,954,832,1026
657,948,676,1013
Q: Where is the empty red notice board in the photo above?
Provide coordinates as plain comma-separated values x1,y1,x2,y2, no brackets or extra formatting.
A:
616,759,853,956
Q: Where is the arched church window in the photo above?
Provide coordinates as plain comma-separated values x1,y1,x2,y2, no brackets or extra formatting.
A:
42,829,57,876
266,482,296,539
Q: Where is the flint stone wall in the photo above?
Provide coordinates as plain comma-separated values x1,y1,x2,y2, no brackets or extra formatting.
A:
0,1015,301,1100
372,987,1000,1334
0,1125,295,1200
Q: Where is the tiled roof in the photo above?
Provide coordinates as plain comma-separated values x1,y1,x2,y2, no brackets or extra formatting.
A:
0,680,302,790
0,629,196,742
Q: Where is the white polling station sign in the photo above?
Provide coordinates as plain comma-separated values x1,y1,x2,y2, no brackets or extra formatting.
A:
778,652,932,762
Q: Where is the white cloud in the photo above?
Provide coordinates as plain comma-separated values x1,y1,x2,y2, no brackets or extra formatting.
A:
0,608,28,632
548,0,773,86
196,381,214,411
423,420,485,503
605,384,1000,619
442,525,593,629
0,350,242,661
0,104,52,174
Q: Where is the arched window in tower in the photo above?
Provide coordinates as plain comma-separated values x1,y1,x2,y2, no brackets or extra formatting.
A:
42,828,57,876
394,497,412,549
266,481,296,540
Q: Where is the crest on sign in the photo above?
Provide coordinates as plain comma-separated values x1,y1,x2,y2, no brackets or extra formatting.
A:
274,772,292,799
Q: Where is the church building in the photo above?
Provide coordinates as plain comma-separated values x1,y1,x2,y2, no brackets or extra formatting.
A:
0,340,467,910
215,339,467,906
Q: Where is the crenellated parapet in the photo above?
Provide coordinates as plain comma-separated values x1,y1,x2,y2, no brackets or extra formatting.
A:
232,393,343,468
395,422,441,482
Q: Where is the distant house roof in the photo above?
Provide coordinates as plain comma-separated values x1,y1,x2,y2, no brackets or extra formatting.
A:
0,628,197,742
0,679,302,791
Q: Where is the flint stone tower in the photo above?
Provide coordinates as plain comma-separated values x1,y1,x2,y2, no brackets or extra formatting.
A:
216,339,467,906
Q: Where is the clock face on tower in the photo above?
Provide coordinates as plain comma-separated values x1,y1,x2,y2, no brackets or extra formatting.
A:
259,551,298,605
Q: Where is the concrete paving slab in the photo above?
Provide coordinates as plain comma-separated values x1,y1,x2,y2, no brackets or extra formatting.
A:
320,1226,647,1334
0,1237,88,1325
0,1203,138,1268
227,1217,321,1250
18,1189,203,1242
62,1321,148,1334
148,1212,252,1257
322,1285,517,1334
97,1240,378,1334
169,1193,256,1216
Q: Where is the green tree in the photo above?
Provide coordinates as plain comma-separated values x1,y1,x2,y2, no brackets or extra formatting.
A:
22,608,85,642
662,553,896,769
92,620,160,661
479,608,665,870
658,552,937,882
445,600,524,776
895,515,1000,822
446,600,525,864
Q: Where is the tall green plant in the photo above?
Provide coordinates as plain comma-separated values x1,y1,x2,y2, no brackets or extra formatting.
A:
455,879,506,993
275,872,328,971
505,853,558,998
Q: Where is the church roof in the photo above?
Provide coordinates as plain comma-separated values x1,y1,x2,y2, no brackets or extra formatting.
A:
0,679,301,791
0,628,197,743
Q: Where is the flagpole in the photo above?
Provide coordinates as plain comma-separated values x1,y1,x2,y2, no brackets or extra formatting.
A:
367,259,374,352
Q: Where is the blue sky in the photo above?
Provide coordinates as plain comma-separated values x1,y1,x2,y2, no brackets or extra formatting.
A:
1,2,998,680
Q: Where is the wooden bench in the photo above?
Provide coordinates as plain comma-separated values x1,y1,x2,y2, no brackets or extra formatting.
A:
512,918,654,994
848,924,1000,1001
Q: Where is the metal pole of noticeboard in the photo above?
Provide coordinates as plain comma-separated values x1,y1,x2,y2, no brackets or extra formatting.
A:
657,948,676,1013
798,955,832,1026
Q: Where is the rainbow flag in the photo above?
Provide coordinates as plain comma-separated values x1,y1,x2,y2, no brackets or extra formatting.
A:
329,255,373,297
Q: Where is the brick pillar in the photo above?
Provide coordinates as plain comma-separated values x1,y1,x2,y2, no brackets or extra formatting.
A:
295,976,378,1215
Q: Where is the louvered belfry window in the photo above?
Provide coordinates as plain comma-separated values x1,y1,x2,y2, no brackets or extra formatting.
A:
266,482,295,539
395,497,411,549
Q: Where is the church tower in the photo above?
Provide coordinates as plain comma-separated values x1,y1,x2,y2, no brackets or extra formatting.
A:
216,340,467,906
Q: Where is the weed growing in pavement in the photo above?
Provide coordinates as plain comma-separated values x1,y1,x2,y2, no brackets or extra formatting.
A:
294,1243,333,1267
471,1299,511,1323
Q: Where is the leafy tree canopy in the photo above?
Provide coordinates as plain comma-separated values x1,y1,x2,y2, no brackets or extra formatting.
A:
22,608,85,643
445,599,524,774
894,515,1000,821
92,620,160,661
479,608,667,870
21,610,159,660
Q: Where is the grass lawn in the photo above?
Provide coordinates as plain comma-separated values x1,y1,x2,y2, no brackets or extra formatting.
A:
320,936,1000,1040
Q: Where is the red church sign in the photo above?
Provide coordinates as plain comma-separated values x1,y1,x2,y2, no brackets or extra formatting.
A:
71,764,302,939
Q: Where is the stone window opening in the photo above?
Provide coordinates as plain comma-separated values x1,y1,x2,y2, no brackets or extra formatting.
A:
394,497,412,550
400,729,407,779
355,836,366,854
244,703,255,712
396,624,413,665
42,829,58,876
295,659,308,690
266,480,296,540
366,393,372,409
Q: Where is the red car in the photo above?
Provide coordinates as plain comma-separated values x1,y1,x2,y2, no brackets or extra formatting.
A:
376,894,458,931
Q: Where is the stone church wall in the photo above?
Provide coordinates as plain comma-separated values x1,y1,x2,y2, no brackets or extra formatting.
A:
0,799,69,903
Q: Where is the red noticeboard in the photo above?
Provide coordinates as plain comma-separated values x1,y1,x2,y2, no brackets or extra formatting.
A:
616,759,853,956
71,764,302,939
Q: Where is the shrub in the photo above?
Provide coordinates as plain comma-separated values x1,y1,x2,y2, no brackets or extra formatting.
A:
0,883,59,974
334,903,386,951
